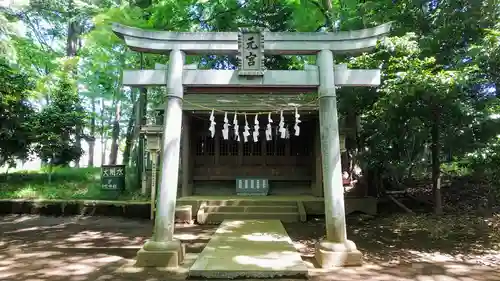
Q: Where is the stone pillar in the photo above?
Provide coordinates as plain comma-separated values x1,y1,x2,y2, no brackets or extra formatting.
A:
135,48,185,268
315,49,362,267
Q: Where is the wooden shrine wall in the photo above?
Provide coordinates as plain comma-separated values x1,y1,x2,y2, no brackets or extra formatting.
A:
190,114,314,182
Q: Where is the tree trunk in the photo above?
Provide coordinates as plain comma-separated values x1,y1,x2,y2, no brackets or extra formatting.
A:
66,1,79,58
66,0,83,167
431,108,443,215
103,93,119,165
100,98,106,166
122,91,139,165
137,52,148,191
109,101,121,165
88,98,97,167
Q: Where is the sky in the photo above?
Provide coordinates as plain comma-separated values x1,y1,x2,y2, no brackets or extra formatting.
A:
0,0,29,9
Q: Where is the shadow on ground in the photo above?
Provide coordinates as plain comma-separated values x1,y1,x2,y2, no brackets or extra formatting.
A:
0,215,215,281
286,213,500,281
0,214,499,281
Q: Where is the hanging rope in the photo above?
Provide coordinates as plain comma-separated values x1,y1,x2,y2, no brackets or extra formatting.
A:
182,96,319,115
151,96,319,141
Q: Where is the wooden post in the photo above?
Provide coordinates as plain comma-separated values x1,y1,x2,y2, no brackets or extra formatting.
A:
238,133,243,166
150,151,158,219
181,113,192,197
261,129,267,167
312,119,323,197
214,126,220,165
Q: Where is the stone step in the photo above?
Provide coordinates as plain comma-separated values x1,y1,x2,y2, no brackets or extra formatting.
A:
204,205,298,213
202,200,297,207
203,212,300,224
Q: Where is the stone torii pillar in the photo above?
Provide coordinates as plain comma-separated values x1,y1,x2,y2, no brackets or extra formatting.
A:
316,49,360,266
135,48,186,268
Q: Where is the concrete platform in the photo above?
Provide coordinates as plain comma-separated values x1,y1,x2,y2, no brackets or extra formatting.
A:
188,219,308,279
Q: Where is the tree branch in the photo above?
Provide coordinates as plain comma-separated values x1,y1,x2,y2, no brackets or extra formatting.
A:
309,0,334,32
21,13,57,54
202,4,243,26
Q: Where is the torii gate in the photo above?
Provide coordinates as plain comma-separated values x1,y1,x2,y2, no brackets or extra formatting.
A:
113,22,391,268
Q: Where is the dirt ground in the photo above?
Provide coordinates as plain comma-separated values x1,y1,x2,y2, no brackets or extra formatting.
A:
0,214,499,281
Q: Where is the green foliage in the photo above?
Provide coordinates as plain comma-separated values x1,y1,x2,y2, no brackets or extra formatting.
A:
344,27,499,188
0,167,147,200
13,37,59,77
0,13,19,61
32,64,86,165
0,59,36,168
468,25,500,88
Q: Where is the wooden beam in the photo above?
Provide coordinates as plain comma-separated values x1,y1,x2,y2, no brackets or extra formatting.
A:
312,119,323,197
181,113,193,197
185,86,317,94
214,131,220,165
123,68,381,88
192,175,312,181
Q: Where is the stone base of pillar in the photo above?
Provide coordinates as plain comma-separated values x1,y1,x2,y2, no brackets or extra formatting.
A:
314,239,362,267
135,239,185,268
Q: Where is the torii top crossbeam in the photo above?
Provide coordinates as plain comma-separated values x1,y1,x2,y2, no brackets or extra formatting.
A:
112,22,391,55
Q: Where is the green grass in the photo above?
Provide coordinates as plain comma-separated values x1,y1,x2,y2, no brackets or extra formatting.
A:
0,167,149,201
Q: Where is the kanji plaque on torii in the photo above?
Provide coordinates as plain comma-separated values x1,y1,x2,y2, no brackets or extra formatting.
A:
237,29,265,76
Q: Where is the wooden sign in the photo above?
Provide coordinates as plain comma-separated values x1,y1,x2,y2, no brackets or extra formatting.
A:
101,165,126,191
238,29,265,76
